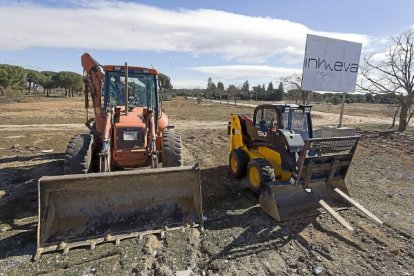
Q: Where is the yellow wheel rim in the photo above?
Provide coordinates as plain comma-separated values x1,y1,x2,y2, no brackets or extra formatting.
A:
230,154,238,173
249,166,261,188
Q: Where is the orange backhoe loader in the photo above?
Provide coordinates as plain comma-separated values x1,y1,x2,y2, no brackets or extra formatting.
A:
35,53,202,259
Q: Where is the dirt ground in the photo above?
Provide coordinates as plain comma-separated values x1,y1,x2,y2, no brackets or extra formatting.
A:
0,97,413,275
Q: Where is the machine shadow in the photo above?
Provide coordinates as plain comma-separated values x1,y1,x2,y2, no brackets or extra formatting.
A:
0,153,63,165
199,166,365,263
0,153,63,259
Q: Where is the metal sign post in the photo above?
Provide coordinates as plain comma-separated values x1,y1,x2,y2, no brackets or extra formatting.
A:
338,92,346,127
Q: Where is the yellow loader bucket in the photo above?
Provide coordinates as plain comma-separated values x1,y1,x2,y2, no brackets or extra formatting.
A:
259,136,380,230
36,165,202,258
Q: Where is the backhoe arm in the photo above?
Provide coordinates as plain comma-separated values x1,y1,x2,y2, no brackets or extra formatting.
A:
81,53,105,134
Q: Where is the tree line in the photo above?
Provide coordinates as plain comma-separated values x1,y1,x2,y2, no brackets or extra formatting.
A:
180,78,286,102
0,64,83,97
173,78,396,105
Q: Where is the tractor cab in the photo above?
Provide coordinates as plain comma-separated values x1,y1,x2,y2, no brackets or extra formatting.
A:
100,65,168,168
103,65,160,112
252,104,313,140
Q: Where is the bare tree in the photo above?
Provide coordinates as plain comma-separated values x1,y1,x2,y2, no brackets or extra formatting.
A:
281,73,311,104
358,30,414,132
391,105,400,128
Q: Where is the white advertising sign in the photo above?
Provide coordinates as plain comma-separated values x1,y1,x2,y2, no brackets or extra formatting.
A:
301,34,362,92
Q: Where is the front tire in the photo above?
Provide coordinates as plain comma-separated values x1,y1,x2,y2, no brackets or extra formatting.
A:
63,134,95,174
162,129,183,167
247,159,275,194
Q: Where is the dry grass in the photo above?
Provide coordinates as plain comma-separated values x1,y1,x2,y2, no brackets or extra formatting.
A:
0,89,26,104
236,99,397,119
164,98,254,121
0,95,402,126
311,102,397,118
0,96,85,125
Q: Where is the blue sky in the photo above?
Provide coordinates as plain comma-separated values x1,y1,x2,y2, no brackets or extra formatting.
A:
0,0,413,88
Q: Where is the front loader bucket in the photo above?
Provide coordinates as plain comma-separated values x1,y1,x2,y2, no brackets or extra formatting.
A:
36,165,202,258
260,179,350,222
260,136,359,223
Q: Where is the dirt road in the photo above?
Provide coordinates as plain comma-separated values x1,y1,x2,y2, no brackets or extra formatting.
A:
198,98,411,126
0,98,413,275
0,120,228,132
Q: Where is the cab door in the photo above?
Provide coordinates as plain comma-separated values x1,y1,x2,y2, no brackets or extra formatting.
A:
254,106,280,131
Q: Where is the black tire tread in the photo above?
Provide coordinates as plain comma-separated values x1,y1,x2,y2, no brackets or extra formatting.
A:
63,134,94,174
162,129,183,167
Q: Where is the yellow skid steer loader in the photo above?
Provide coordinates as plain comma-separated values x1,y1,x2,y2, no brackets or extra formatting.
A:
228,104,382,230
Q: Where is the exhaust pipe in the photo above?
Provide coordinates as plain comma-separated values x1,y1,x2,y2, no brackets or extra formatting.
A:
125,62,128,115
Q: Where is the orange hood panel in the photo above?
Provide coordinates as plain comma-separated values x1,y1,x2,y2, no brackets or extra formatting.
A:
116,107,146,128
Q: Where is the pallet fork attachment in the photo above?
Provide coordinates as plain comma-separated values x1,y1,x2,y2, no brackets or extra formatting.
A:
260,136,383,230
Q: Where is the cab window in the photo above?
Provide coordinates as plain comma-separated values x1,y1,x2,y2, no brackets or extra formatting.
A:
254,107,263,126
106,71,157,108
263,108,278,128
254,106,279,131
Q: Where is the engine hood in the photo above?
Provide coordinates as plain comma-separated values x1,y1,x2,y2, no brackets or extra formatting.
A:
116,107,146,128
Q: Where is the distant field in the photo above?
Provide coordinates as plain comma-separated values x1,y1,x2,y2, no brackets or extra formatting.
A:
0,96,255,125
236,99,397,118
0,96,86,125
0,95,399,125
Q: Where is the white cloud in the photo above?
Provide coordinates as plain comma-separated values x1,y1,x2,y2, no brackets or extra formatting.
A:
188,65,301,81
0,1,370,63
371,51,387,62
173,79,206,89
173,65,302,88
183,65,302,88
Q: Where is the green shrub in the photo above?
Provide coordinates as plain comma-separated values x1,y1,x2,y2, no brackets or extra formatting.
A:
329,95,342,105
0,89,25,103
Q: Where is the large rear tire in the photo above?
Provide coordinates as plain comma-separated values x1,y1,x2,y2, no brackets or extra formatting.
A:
63,134,95,174
229,149,249,178
247,159,275,194
162,129,183,167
